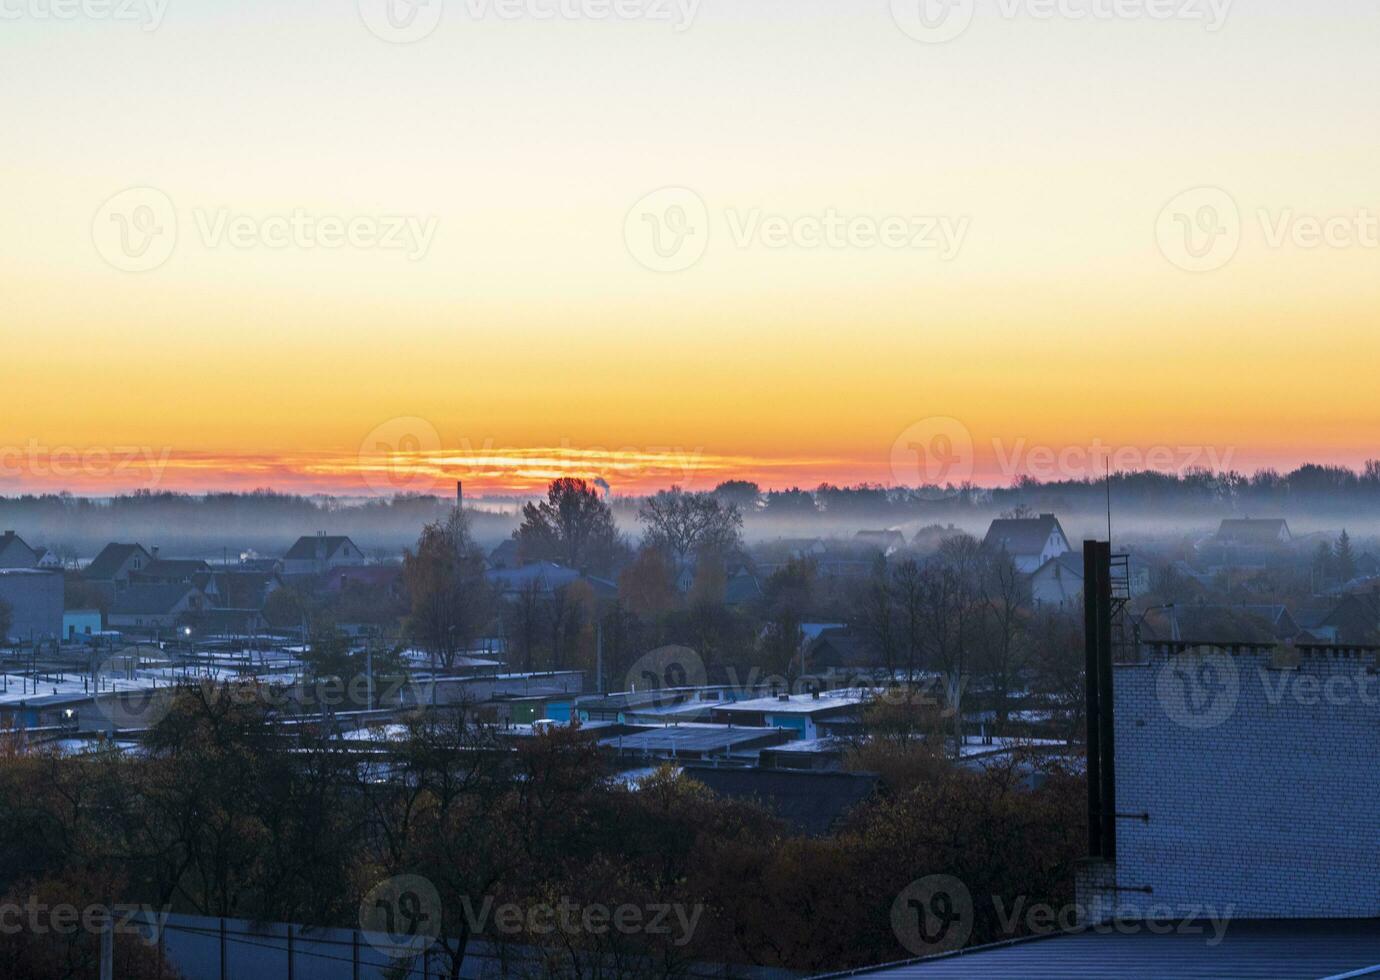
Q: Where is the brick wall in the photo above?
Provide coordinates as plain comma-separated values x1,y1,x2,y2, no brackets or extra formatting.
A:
1107,646,1380,917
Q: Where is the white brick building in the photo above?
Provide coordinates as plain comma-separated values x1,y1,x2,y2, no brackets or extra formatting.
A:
1081,644,1380,918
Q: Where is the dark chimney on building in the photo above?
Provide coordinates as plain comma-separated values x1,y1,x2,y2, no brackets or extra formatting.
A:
151,546,160,559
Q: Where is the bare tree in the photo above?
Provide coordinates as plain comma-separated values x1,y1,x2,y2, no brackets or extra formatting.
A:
638,487,743,565
893,558,925,685
856,555,898,679
976,552,1030,726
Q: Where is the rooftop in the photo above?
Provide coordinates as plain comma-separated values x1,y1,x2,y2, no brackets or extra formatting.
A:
600,724,787,754
714,689,871,715
982,514,1066,557
815,918,1380,979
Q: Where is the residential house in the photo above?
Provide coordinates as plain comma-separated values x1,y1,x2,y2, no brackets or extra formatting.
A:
323,565,398,597
1139,604,1299,644
724,569,763,607
1215,518,1292,547
486,561,617,601
804,626,875,671
0,531,39,569
1031,552,1085,609
63,609,103,642
84,543,154,597
487,539,522,570
982,514,1072,573
854,529,906,553
1031,550,1152,609
0,569,63,642
32,547,65,569
281,535,366,577
1297,591,1380,645
107,584,207,630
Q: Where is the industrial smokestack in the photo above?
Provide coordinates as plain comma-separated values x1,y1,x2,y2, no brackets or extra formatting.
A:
456,481,463,510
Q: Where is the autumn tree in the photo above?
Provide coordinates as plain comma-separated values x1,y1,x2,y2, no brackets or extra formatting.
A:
618,547,678,620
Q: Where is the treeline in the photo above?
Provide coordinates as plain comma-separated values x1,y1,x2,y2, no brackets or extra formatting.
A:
0,491,506,559
3,460,1380,559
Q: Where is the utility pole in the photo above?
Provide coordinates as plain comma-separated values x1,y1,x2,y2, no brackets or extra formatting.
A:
596,620,604,694
98,915,112,980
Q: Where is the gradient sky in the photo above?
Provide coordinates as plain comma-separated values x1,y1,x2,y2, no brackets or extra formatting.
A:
1,1,1377,495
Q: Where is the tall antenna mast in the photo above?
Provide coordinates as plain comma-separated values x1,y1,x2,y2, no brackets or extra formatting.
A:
1105,459,1113,547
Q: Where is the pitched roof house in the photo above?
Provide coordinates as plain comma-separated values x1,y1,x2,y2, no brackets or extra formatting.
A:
84,543,154,593
0,532,40,570
281,535,365,576
854,529,906,553
982,514,1072,574
1215,518,1292,546
107,583,206,629
32,547,63,569
1032,550,1153,609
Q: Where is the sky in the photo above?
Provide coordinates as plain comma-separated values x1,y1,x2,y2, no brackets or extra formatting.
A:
1,0,1378,496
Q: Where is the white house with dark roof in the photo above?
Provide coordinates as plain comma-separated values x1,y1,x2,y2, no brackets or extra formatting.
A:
83,543,154,596
981,514,1072,574
281,535,365,577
